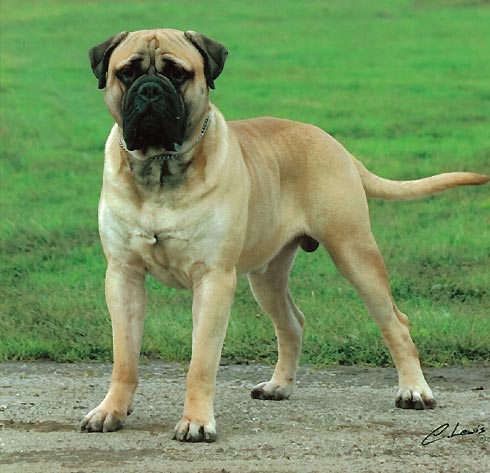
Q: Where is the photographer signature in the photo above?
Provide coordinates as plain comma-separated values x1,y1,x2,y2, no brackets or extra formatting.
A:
422,422,486,446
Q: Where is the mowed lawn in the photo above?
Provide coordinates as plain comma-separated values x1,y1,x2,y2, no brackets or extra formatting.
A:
0,0,489,365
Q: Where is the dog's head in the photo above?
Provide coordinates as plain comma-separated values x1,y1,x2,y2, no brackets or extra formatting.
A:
89,29,228,156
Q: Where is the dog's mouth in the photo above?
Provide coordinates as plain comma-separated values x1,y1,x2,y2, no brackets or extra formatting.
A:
122,75,187,153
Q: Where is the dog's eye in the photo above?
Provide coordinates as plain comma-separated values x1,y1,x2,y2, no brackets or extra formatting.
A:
116,65,139,86
162,62,193,85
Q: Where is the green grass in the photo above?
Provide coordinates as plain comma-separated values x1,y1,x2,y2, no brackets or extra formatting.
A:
1,0,489,366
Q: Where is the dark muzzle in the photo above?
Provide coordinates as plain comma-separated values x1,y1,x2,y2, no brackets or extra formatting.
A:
122,75,186,152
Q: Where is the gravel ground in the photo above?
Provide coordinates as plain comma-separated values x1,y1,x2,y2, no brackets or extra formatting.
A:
0,361,488,472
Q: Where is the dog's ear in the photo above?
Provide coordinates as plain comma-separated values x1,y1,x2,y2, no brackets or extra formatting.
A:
89,32,129,89
184,31,228,89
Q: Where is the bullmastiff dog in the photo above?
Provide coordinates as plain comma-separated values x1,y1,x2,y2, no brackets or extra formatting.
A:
82,28,489,442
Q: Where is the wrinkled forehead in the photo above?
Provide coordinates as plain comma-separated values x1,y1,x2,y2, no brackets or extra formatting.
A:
110,29,199,70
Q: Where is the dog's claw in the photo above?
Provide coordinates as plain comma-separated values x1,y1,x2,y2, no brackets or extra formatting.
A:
173,417,217,443
81,403,130,432
251,381,292,400
395,389,436,410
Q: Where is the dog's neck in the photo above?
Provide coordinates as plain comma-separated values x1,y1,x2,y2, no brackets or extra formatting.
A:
118,112,212,189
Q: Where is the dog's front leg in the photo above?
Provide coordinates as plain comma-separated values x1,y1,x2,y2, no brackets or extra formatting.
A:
82,261,146,432
173,268,236,443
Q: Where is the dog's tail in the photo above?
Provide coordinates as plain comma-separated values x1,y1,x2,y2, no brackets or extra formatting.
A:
352,158,489,201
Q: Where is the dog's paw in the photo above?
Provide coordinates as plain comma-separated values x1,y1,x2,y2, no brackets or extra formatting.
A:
173,417,217,443
395,387,436,410
251,380,292,400
81,402,132,433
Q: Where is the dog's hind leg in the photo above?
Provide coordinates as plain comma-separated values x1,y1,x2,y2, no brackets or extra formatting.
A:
316,195,436,409
248,241,305,400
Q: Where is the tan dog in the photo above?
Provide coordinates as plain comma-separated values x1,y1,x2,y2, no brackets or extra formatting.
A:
82,29,489,442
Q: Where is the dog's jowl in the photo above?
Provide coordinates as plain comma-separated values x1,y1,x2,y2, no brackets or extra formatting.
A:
82,28,489,442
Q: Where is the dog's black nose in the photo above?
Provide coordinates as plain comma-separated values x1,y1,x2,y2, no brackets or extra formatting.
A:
137,81,164,102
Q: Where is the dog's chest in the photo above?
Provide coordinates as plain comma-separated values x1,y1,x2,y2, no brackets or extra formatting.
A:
101,198,215,289
130,229,191,288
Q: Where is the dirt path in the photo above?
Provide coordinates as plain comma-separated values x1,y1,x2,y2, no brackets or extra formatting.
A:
0,362,488,472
